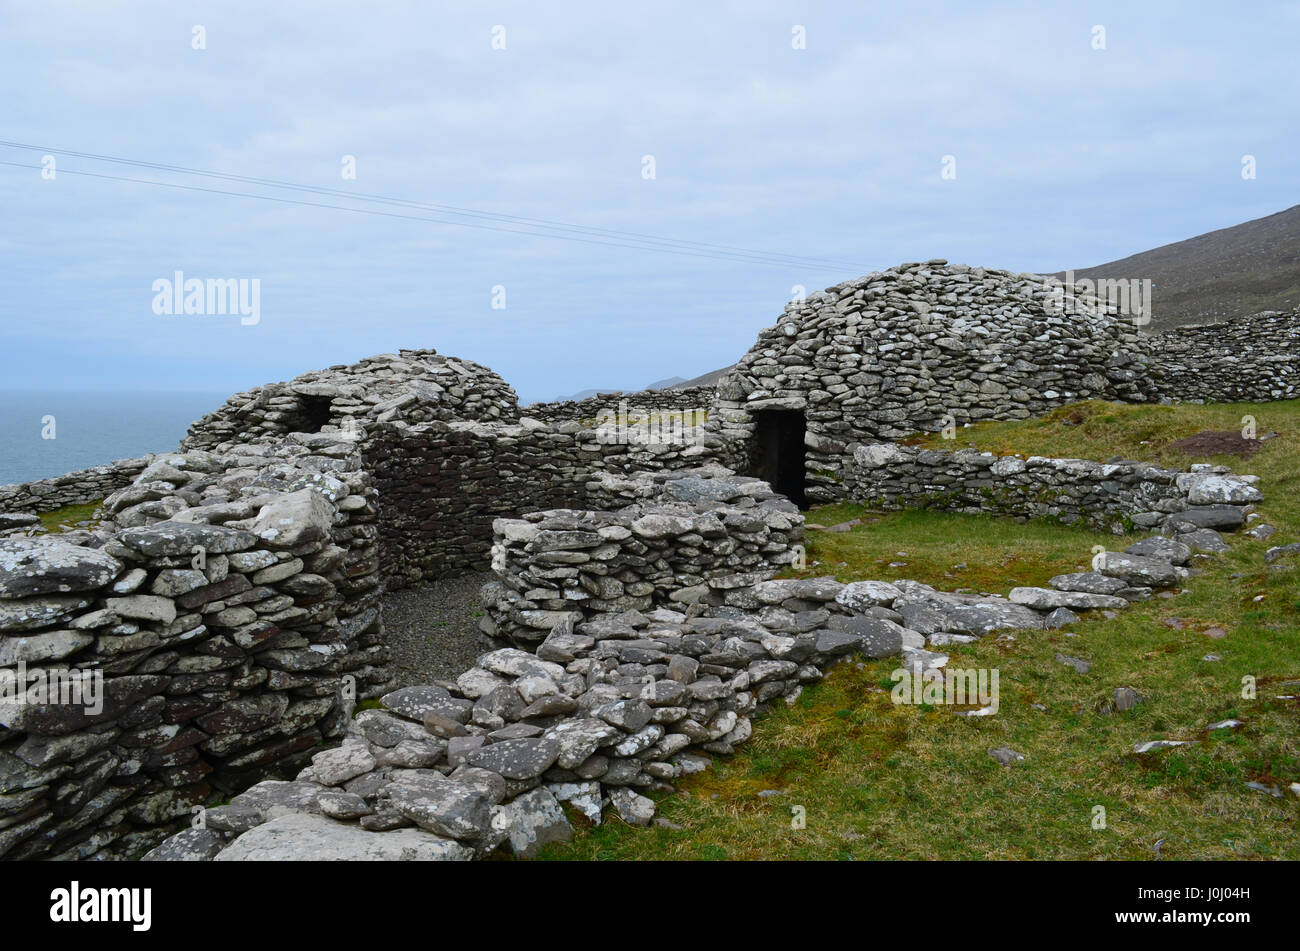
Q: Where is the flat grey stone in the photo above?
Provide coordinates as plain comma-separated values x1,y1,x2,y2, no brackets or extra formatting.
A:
0,628,93,665
827,615,906,657
545,718,621,770
465,738,559,780
935,600,1044,635
1042,607,1078,629
228,780,326,823
1184,475,1261,505
608,786,655,826
1124,536,1192,566
105,594,177,624
1048,572,1128,595
834,580,903,611
142,828,228,861
0,538,121,599
491,787,572,858
1098,552,1178,587
0,594,91,632
243,489,335,550
1163,505,1245,532
382,685,472,724
1009,587,1128,610
310,744,377,786
214,812,471,860
387,776,494,842
1265,542,1300,565
1176,529,1229,553
118,521,257,557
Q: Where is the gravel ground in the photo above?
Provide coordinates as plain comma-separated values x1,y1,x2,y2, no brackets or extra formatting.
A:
381,571,497,689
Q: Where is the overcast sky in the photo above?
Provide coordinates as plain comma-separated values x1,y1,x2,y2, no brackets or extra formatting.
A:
1,1,1296,403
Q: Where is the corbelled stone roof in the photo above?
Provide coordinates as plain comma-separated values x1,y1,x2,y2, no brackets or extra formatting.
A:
183,348,519,450
718,260,1159,434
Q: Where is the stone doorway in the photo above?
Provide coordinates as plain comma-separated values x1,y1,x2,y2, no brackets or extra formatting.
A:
289,395,334,433
750,410,806,506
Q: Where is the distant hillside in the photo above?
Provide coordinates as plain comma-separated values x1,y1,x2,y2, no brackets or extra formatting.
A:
670,365,734,390
545,375,688,403
1059,204,1300,330
644,375,687,390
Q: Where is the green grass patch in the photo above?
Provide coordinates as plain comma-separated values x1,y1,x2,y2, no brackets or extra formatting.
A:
38,501,104,534
789,507,1116,592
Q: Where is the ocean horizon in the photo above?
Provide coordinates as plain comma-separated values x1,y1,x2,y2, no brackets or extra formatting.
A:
0,390,231,487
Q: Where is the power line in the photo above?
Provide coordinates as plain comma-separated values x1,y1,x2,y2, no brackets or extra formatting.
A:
0,140,865,273
0,159,851,270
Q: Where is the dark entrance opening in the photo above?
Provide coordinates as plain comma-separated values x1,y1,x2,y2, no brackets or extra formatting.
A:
750,410,806,507
290,396,335,434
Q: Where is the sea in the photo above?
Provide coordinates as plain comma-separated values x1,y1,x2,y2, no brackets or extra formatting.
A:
0,391,231,487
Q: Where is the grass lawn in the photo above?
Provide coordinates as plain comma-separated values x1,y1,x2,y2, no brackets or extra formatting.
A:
538,399,1300,860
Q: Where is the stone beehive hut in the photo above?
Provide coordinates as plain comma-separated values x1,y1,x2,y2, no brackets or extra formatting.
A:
179,347,726,591
712,260,1160,504
182,349,520,450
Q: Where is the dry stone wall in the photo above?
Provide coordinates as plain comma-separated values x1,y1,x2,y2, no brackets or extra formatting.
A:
365,418,721,589
849,443,1262,534
0,434,391,860
524,386,715,424
0,457,151,519
179,352,724,591
479,467,804,647
1151,311,1299,403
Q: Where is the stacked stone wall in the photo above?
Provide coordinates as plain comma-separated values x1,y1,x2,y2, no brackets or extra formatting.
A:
849,443,1262,533
0,457,151,517
0,435,391,860
524,386,715,423
1151,311,1298,403
711,261,1161,503
479,467,804,646
366,419,721,589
